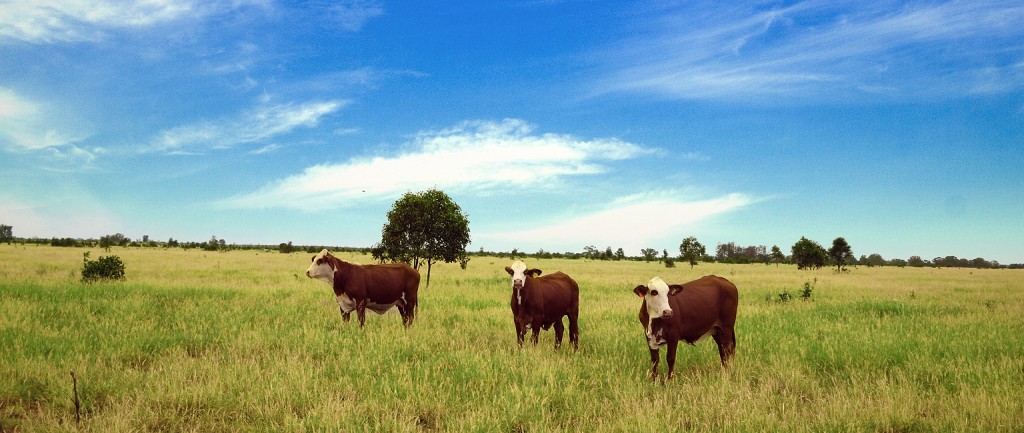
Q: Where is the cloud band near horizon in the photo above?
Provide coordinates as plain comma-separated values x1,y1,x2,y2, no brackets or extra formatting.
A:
216,118,654,211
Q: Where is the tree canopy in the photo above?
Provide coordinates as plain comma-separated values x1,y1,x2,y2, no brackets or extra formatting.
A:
0,224,12,244
372,189,471,286
791,236,828,270
829,237,854,272
678,236,706,268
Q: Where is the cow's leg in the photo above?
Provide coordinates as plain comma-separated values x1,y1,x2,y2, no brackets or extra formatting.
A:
356,299,367,328
713,326,736,367
403,290,417,328
553,319,564,350
530,320,541,346
515,320,525,347
665,340,679,380
396,304,408,327
341,310,351,323
649,347,660,381
568,311,579,351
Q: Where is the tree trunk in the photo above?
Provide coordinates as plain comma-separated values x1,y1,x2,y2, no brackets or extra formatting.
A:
426,259,433,288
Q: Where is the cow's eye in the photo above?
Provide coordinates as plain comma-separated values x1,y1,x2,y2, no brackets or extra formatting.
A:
650,290,658,296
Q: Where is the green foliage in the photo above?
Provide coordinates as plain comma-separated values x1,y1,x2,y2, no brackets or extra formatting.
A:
770,245,785,266
80,252,126,283
373,188,471,286
777,291,792,302
278,241,296,254
829,237,854,272
0,224,12,243
678,236,706,268
800,279,816,300
791,236,827,270
663,257,676,268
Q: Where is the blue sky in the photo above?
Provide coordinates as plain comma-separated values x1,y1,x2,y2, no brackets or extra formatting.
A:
1,0,1022,263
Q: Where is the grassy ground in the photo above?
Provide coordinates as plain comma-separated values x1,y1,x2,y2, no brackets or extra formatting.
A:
1,244,1022,432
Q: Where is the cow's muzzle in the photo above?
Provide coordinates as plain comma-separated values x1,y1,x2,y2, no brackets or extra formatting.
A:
660,309,673,319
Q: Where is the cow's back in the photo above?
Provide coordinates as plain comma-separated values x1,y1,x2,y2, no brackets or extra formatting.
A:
361,263,419,302
528,271,578,321
668,275,738,342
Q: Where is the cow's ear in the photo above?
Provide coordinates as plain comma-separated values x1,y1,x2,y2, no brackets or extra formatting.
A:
504,266,514,276
633,285,648,297
526,269,542,277
668,285,684,296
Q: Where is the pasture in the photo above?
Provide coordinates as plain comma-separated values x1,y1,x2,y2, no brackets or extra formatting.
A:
1,244,1022,432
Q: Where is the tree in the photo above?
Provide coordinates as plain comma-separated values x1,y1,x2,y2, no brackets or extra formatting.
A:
770,245,785,267
374,189,470,287
791,237,827,270
865,253,886,267
640,248,658,262
828,237,854,272
0,224,12,243
279,241,296,254
615,248,625,261
678,236,706,269
908,256,926,267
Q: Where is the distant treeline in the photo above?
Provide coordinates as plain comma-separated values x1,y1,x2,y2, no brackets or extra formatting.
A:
2,230,1020,270
13,235,368,256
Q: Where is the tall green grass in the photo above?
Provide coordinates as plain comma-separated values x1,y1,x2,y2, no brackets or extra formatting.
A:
1,245,1022,431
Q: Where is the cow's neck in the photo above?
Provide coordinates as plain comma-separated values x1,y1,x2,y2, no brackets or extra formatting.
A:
331,257,353,296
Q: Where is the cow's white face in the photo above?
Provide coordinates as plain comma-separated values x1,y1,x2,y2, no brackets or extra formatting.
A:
636,277,674,349
305,249,335,285
506,260,528,291
505,260,542,307
644,277,673,320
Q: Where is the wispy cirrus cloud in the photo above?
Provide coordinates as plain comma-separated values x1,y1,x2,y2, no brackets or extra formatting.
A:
218,118,652,210
475,191,753,254
597,0,1024,101
0,0,267,44
0,87,97,168
327,0,384,32
147,100,347,154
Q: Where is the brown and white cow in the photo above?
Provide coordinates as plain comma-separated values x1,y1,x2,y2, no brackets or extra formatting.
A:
306,249,420,328
504,260,580,349
633,275,738,380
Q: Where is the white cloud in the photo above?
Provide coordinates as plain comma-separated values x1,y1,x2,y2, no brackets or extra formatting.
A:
475,192,753,254
218,118,651,210
328,0,384,32
148,100,346,153
0,0,268,44
0,87,93,161
598,1,1024,100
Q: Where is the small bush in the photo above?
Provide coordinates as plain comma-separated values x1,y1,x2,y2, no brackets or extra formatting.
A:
664,258,676,268
778,291,792,303
800,279,816,301
81,252,126,283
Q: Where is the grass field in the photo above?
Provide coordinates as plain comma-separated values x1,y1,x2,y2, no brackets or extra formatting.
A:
1,244,1022,432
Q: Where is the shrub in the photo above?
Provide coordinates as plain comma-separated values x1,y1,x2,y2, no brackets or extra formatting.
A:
81,252,126,283
800,279,816,301
664,258,676,268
